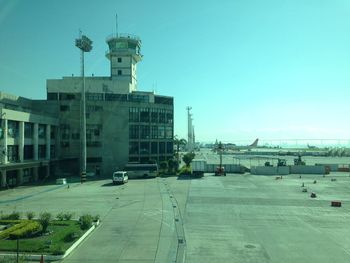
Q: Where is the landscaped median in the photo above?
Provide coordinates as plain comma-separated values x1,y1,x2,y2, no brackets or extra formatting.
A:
0,212,100,261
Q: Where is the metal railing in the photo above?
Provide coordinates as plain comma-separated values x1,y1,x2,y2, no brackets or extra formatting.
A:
106,33,141,42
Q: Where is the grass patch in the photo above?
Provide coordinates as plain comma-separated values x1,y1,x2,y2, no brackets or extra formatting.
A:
0,220,86,255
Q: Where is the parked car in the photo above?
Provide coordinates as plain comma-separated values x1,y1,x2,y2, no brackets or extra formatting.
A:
112,171,128,184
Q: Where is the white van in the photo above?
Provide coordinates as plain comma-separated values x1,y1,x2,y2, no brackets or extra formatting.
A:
112,171,128,184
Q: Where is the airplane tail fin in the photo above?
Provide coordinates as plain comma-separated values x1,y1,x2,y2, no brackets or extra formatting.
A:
250,138,259,147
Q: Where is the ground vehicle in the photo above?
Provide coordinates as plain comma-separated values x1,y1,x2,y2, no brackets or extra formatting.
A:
112,171,128,184
192,159,206,176
215,166,226,176
123,163,158,178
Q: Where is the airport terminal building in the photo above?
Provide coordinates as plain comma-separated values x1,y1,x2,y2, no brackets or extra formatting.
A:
0,33,174,188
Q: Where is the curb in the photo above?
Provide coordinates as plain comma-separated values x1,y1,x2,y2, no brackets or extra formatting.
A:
0,220,100,261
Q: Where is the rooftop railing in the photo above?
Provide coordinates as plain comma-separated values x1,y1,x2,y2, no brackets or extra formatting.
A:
106,33,141,42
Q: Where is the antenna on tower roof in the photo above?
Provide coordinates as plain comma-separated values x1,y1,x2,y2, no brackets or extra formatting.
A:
116,13,119,36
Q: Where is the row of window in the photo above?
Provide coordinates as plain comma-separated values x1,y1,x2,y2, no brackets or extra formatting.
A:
60,141,101,148
129,141,173,155
60,124,101,140
129,108,173,124
5,145,55,162
128,155,172,164
0,121,56,139
62,105,102,112
49,92,173,105
129,125,173,139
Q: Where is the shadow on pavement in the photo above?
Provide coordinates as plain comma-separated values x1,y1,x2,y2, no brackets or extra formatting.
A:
177,175,204,180
101,182,125,187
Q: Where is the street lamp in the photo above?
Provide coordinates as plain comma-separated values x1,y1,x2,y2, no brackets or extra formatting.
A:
75,32,93,183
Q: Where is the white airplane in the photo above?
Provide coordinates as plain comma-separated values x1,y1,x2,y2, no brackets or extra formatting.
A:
213,138,259,152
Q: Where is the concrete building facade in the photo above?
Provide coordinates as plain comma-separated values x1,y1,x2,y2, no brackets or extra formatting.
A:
0,93,59,188
0,32,174,188
46,33,174,176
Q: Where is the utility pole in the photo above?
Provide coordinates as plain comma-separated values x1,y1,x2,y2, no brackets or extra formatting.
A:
186,106,192,151
75,31,93,183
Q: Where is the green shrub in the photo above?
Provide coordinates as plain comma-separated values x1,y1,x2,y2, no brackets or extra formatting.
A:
63,212,74,221
182,152,195,167
26,211,35,220
0,221,29,240
178,165,192,175
56,212,65,221
51,245,65,255
79,214,93,230
64,231,79,242
38,212,52,233
1,211,20,220
0,220,21,225
9,221,42,239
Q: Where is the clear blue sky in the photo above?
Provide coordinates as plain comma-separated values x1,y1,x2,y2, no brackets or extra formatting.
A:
1,0,350,143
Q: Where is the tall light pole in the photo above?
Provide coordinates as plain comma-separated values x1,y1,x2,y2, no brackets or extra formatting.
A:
75,32,93,183
186,106,192,151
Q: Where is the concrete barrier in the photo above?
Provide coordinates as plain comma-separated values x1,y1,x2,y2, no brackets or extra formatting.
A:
250,166,290,175
315,163,338,171
290,165,326,174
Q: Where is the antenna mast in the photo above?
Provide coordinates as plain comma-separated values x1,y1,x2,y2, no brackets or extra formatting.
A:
116,13,118,36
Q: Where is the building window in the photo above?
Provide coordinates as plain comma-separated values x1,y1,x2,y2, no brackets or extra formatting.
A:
151,126,158,139
86,105,103,112
38,145,46,159
159,109,166,123
159,142,165,154
60,105,70,111
7,120,19,138
72,133,80,140
61,141,70,148
50,127,56,139
129,142,139,155
24,145,33,160
151,142,158,154
154,96,173,105
158,126,165,139
38,125,46,139
118,57,122,63
140,125,150,139
86,93,103,101
86,125,102,141
59,93,76,100
129,108,139,122
165,126,173,139
47,93,58,100
166,110,173,124
60,124,70,140
129,94,149,103
150,109,158,123
129,125,139,139
167,142,174,154
7,145,18,162
118,70,122,75
140,142,149,155
105,93,127,101
24,123,33,138
140,108,149,122
50,145,56,158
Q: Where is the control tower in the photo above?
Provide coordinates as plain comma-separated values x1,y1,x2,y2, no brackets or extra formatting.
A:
106,33,143,92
